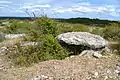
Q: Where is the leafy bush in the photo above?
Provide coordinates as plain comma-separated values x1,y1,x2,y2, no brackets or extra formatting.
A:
36,16,58,37
5,17,69,66
24,16,59,41
4,20,18,33
8,34,68,66
41,34,68,60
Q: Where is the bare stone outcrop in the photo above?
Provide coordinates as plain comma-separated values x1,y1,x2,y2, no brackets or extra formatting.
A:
56,32,108,49
56,32,109,58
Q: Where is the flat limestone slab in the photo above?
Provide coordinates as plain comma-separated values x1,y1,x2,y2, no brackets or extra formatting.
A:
56,32,108,49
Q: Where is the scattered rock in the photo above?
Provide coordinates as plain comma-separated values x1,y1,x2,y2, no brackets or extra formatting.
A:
94,72,99,76
70,55,75,58
89,71,99,79
105,69,120,79
115,63,120,75
31,75,53,80
79,50,102,58
5,34,25,39
93,52,102,58
93,72,99,78
2,22,9,25
104,76,108,80
113,49,118,53
79,50,94,56
0,46,8,54
101,47,112,53
20,41,38,46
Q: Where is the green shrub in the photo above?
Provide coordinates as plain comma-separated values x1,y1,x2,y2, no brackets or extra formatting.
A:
23,16,59,42
5,20,18,33
24,29,43,42
7,34,68,66
41,34,69,60
36,16,58,37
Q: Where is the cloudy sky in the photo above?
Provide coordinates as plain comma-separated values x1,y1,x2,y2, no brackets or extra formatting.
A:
0,0,120,20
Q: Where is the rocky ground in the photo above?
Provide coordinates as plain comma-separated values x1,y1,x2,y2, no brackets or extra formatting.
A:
0,52,120,80
0,33,120,80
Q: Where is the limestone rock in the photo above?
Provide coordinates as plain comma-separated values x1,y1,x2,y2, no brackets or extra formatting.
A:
80,50,102,58
56,32,108,49
20,41,38,46
93,52,102,58
5,34,25,39
31,75,52,80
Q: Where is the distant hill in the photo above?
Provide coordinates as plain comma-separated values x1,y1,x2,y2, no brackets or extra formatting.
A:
0,17,119,26
57,17,120,26
0,17,33,20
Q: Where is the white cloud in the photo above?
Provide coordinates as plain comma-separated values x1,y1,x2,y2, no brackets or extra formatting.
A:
32,4,51,8
31,8,41,12
0,7,4,8
0,1,12,4
0,5,8,7
22,5,32,9
0,0,119,19
0,4,9,9
10,10,24,13
18,3,51,17
77,2,91,6
36,0,54,4
53,3,120,17
53,8,72,13
21,4,51,10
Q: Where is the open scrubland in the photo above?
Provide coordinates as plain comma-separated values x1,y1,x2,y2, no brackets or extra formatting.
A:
0,17,120,80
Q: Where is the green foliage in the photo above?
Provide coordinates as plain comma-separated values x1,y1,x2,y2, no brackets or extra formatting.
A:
11,44,40,66
3,20,31,34
58,23,90,33
6,17,69,66
24,29,42,42
91,27,105,37
8,34,68,66
24,16,59,42
111,41,120,55
41,34,68,60
36,16,58,37
5,20,18,33
103,23,120,40
2,16,120,66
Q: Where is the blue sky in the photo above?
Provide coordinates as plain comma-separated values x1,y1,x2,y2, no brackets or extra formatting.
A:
0,0,120,20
